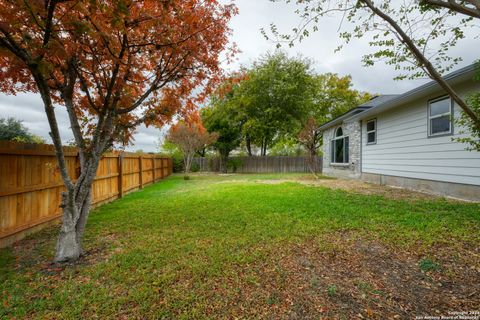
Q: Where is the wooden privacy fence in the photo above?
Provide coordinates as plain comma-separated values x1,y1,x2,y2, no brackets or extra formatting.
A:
0,141,172,248
192,156,322,173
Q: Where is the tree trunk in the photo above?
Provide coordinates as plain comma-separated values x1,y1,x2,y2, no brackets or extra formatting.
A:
219,151,229,173
308,151,319,179
246,135,252,156
54,191,90,262
261,138,267,156
55,195,81,262
184,152,192,179
75,190,92,250
54,159,100,263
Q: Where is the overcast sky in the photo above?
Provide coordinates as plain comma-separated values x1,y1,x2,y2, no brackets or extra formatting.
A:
0,0,478,152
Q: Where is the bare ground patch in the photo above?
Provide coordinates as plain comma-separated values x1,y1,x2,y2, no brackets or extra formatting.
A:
7,230,122,274
199,234,480,319
257,175,452,202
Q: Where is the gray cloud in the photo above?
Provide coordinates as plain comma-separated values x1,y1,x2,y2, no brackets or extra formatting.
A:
226,0,478,93
1,0,478,152
0,93,73,143
125,125,163,153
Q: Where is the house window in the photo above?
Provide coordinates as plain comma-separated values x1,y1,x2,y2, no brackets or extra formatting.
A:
331,127,349,164
428,96,453,136
366,119,376,144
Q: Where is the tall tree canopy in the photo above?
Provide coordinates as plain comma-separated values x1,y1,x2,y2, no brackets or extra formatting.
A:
307,73,372,124
201,77,245,173
0,0,236,262
238,52,314,155
202,55,371,159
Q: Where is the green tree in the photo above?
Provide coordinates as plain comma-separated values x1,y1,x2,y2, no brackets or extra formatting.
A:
158,139,184,173
203,62,371,163
0,117,45,143
238,52,315,155
307,73,372,125
202,93,244,173
297,74,371,177
268,136,304,156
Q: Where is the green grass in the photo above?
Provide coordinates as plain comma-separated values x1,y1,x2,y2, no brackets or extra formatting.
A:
1,173,479,318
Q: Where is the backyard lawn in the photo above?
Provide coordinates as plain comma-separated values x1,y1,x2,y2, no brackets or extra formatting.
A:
1,174,479,319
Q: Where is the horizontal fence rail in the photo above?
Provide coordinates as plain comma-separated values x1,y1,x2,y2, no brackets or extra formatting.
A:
0,141,172,247
192,156,322,173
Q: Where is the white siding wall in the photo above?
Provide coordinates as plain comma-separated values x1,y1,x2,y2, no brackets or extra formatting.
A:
361,81,480,186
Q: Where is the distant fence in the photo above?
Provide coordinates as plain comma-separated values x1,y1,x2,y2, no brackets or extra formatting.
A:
192,156,322,173
0,141,172,248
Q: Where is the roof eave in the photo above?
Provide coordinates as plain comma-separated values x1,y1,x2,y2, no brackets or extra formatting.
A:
318,106,371,131
350,63,479,121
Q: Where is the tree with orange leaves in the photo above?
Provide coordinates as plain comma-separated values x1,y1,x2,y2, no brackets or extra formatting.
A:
166,118,218,179
297,118,322,178
0,0,236,262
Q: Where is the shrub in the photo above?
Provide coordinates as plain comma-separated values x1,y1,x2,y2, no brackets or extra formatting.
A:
190,162,200,173
227,158,242,173
172,154,184,173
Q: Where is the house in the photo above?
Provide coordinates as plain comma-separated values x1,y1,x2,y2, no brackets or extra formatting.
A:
319,64,480,201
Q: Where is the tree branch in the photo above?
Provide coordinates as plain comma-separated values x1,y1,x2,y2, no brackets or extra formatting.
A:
420,0,480,19
361,0,480,128
31,69,75,191
103,33,128,110
62,60,87,167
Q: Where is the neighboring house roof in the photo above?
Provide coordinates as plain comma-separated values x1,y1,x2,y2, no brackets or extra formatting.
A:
349,63,479,122
318,94,399,131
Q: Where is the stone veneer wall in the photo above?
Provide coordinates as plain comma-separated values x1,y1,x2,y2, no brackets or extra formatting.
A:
322,120,361,179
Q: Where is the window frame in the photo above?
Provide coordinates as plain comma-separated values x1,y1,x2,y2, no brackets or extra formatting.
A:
366,118,377,145
427,96,454,138
331,126,350,165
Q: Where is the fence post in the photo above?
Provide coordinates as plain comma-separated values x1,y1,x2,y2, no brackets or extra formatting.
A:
139,155,143,189
118,153,123,198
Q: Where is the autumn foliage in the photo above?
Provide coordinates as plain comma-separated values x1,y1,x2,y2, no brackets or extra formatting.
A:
0,0,237,143
0,0,236,261
166,118,218,178
298,118,322,177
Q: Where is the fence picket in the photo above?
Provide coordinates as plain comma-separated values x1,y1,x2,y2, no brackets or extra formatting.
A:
0,141,172,247
192,156,322,174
